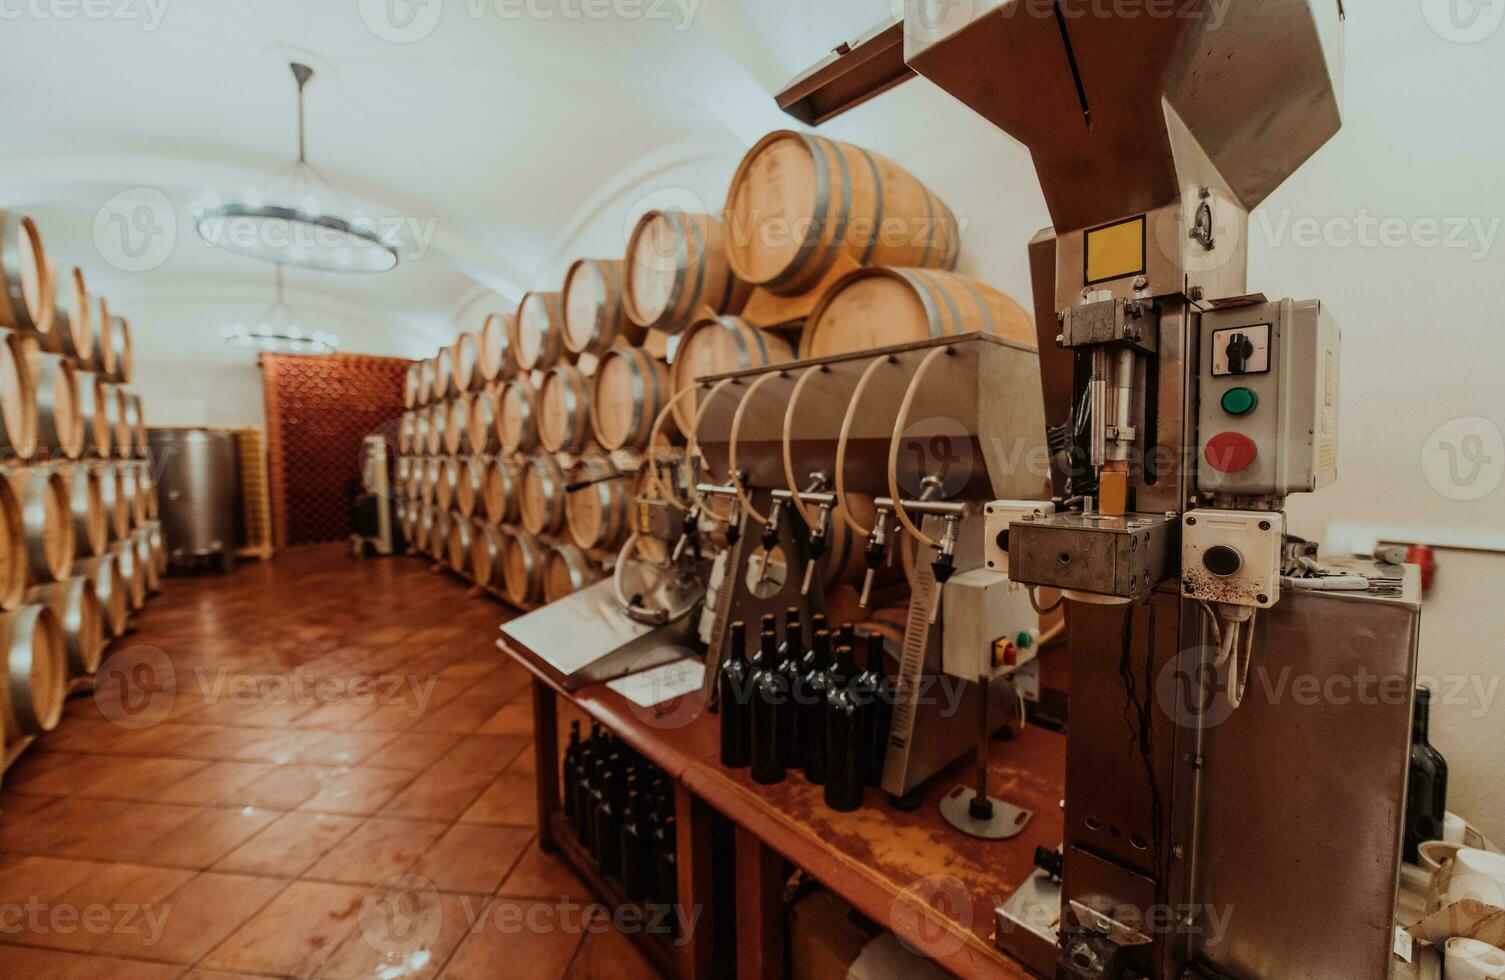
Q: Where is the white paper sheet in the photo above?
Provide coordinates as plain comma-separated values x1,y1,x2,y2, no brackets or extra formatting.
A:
605,658,705,708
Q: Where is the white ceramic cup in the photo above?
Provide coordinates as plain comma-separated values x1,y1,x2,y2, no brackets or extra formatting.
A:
1444,937,1505,980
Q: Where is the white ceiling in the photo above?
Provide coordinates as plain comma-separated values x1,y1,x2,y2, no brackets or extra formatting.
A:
0,0,900,365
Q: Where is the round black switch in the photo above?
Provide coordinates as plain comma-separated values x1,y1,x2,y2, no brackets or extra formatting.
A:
1203,545,1242,577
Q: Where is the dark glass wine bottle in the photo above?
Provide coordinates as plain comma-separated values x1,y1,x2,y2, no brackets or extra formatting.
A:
562,720,582,821
619,788,649,898
656,813,680,931
777,607,805,769
749,628,787,784
593,769,622,873
799,628,834,785
1404,686,1449,863
719,621,753,768
824,643,865,812
854,631,893,786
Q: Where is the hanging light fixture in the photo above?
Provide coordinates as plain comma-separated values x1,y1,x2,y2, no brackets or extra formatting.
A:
195,63,399,273
220,264,341,354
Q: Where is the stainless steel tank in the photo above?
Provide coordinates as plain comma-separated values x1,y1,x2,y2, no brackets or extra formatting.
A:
146,428,240,567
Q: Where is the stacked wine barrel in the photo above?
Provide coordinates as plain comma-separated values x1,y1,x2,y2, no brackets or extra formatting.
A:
0,210,167,774
397,129,1034,613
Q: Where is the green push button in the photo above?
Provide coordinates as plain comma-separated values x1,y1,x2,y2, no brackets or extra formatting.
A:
1221,387,1258,416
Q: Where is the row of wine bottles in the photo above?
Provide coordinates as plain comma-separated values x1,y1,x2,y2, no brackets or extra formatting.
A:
562,720,680,916
718,607,893,812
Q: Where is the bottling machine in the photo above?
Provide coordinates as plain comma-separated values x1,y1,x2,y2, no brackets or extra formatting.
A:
501,3,1426,977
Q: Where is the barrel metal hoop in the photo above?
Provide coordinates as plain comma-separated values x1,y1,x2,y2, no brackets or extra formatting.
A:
856,147,885,266
795,135,854,293
955,276,997,336
766,134,832,293
895,270,944,339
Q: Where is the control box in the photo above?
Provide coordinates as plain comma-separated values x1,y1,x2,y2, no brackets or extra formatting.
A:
983,499,1055,574
1197,298,1340,497
1181,509,1284,609
941,568,1039,680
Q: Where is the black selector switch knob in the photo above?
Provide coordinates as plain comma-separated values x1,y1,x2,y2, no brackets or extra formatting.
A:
1203,545,1243,577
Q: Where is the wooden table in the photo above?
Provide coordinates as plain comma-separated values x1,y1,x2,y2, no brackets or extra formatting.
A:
500,636,1065,980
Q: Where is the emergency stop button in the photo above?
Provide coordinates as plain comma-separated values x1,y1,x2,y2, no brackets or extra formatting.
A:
1205,432,1257,473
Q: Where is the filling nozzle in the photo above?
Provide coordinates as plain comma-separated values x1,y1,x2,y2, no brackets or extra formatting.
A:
859,506,893,609
671,505,700,563
800,500,833,596
928,513,963,625
757,498,785,586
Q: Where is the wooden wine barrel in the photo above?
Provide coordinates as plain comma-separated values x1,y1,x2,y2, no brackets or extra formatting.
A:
0,212,53,336
450,332,479,394
565,458,632,553
471,523,507,589
415,505,436,556
75,371,112,459
77,554,128,639
446,516,474,575
126,394,146,456
404,362,423,408
668,315,796,433
101,383,130,459
483,456,521,526
138,461,157,522
453,457,484,519
562,258,642,356
134,530,161,595
0,604,65,740
0,331,38,462
145,520,166,576
500,529,546,607
801,267,1036,359
519,454,567,536
467,390,500,456
515,292,567,372
624,209,750,335
397,412,417,455
107,316,133,384
118,461,143,530
498,378,539,454
91,311,117,380
93,462,129,542
428,508,452,560
723,131,960,296
112,539,145,611
415,458,436,506
590,347,672,451
10,335,83,460
8,468,73,583
393,457,413,501
47,266,93,361
418,358,437,407
443,393,472,456
432,348,454,402
479,312,516,383
434,457,459,512
421,402,444,456
537,365,591,454
57,464,107,558
27,576,102,677
543,542,599,603
398,498,418,542
0,477,24,611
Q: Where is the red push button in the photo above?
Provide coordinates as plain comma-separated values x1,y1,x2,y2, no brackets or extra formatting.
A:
1205,432,1257,473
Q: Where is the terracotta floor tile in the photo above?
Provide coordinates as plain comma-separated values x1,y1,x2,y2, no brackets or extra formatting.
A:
373,732,462,770
432,734,531,775
3,752,120,797
305,816,449,886
564,915,664,980
294,730,397,767
320,887,485,980
438,898,584,980
235,764,339,809
288,698,378,730
348,702,424,732
506,743,538,775
71,757,211,802
5,797,198,862
139,805,280,869
379,767,494,822
298,767,417,816
498,842,592,901
410,823,533,894
410,699,497,736
22,862,196,952
197,880,368,977
227,728,335,765
0,945,184,978
475,698,534,737
458,773,537,827
212,811,362,877
155,761,275,805
93,872,287,964
0,855,102,906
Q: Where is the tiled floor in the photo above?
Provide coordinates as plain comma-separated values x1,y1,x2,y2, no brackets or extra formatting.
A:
0,545,662,980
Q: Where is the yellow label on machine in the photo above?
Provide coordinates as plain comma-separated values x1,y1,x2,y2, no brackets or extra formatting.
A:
1085,215,1146,285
